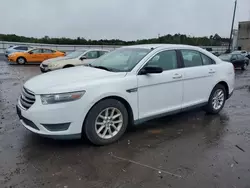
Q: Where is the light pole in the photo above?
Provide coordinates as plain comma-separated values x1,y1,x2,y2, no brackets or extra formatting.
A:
228,0,237,52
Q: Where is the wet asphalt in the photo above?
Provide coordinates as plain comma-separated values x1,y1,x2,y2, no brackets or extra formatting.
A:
1,55,250,188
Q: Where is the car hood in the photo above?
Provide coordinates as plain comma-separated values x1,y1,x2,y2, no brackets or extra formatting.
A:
42,56,75,64
24,66,127,94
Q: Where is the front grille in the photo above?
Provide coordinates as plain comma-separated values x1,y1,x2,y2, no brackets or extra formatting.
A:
42,64,48,67
20,87,36,110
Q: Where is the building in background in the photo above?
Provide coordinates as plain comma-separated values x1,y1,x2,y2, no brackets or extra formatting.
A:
237,21,250,51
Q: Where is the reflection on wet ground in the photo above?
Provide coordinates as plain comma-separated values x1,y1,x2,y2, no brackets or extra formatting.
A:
1,58,250,188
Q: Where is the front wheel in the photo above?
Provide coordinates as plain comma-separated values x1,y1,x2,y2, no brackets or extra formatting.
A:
83,99,128,145
16,57,26,65
204,84,226,114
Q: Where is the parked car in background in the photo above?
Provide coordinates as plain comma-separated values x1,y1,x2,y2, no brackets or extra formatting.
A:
40,49,109,72
5,45,32,57
233,50,248,57
8,48,65,64
17,44,234,145
219,53,249,70
211,52,221,56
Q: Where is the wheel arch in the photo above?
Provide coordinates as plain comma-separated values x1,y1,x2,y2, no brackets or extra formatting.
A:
214,81,229,99
16,56,27,63
82,95,135,133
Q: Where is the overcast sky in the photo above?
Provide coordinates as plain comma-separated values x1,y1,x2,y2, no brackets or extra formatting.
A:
0,0,249,40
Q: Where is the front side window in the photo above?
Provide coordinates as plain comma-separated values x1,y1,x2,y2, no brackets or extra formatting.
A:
99,51,108,57
90,48,150,72
201,53,215,65
67,50,86,58
30,49,42,54
86,51,98,59
146,50,177,71
181,50,203,67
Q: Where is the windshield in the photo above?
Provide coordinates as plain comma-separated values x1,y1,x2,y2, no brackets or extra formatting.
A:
66,50,86,58
219,54,231,61
89,48,151,72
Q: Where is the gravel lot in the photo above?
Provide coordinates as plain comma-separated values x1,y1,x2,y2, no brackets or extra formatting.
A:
1,56,250,188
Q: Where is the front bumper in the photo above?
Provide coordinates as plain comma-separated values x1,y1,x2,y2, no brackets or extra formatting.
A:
16,95,89,139
40,64,50,73
228,90,234,99
8,57,15,62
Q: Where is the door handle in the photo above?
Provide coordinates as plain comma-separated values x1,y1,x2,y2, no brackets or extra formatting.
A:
209,70,216,74
172,74,182,79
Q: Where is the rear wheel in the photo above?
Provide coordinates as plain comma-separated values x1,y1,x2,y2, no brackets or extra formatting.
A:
17,57,26,65
204,84,226,114
84,99,128,145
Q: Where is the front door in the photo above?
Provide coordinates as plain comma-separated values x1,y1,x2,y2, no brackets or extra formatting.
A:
180,49,217,108
137,50,184,119
28,49,44,62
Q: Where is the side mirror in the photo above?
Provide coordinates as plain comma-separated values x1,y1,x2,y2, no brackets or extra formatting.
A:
139,66,163,75
28,51,33,54
80,56,87,60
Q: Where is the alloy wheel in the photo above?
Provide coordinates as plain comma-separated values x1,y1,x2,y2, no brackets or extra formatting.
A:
212,89,225,110
95,107,123,139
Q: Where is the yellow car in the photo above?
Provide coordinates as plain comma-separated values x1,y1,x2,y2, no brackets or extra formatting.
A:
8,48,65,64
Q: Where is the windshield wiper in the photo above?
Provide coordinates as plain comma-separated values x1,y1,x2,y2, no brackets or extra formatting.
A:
84,64,113,71
92,66,113,72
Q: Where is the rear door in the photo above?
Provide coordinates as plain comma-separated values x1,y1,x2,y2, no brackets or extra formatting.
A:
42,49,56,61
180,49,217,108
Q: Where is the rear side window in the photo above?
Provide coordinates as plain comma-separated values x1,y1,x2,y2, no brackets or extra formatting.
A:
43,49,54,53
181,50,203,67
201,53,215,65
146,50,178,71
14,46,28,50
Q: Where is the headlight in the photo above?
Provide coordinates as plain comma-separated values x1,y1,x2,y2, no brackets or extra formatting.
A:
41,91,85,105
48,63,58,68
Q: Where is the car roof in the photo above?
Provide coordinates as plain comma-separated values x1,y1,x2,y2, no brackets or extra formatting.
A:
88,48,110,51
123,44,200,50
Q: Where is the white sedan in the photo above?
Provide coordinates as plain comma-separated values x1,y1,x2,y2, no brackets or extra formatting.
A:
40,49,109,72
17,44,235,145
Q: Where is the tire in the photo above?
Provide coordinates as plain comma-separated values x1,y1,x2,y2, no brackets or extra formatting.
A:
84,99,128,145
241,63,248,70
16,57,26,65
204,84,226,114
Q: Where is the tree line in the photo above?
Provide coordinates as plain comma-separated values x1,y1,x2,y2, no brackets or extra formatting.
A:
0,33,229,46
